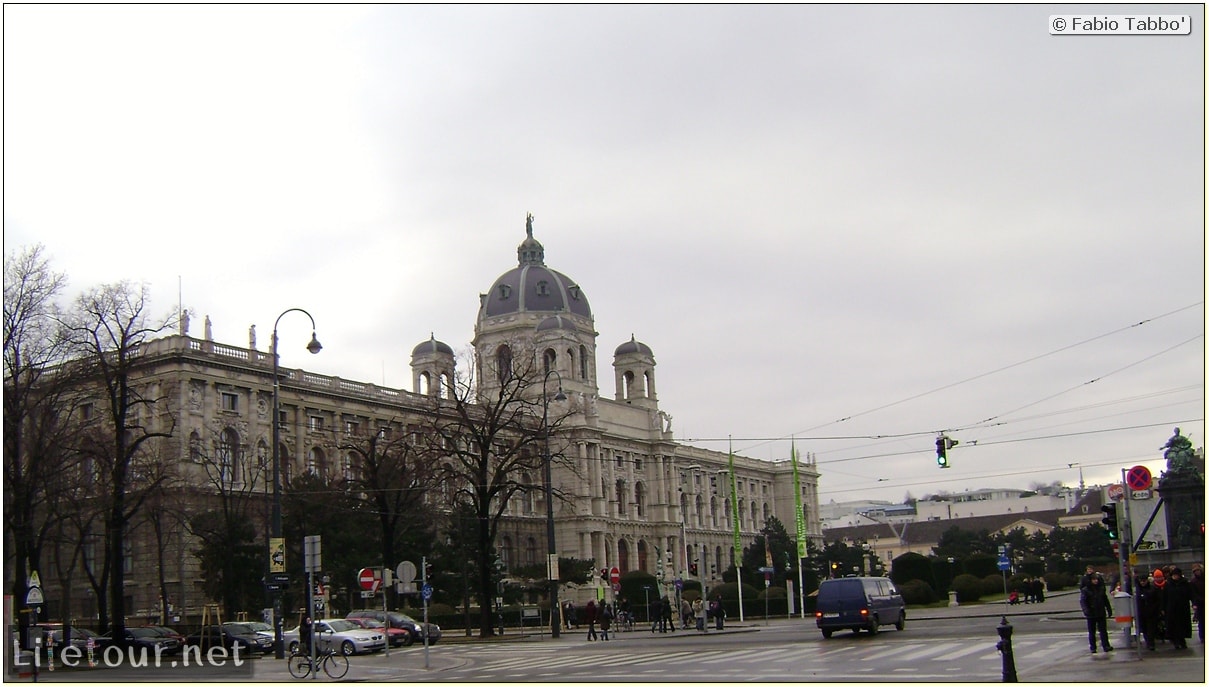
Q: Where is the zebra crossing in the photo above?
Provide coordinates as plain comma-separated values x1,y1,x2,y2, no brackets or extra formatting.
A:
435,634,1089,679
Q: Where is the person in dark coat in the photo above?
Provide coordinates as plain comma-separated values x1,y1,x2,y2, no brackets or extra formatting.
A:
584,600,598,641
1162,567,1193,650
661,596,675,632
1191,565,1204,644
1032,577,1046,603
1136,573,1163,650
599,603,612,641
1079,573,1114,653
649,596,662,633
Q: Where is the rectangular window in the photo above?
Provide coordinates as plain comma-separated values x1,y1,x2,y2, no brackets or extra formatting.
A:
80,403,93,421
221,392,238,411
308,416,324,432
345,420,359,436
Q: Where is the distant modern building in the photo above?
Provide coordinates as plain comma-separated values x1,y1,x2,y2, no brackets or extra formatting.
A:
33,220,824,623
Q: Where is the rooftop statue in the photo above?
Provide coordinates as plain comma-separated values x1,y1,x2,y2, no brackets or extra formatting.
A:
1162,427,1196,472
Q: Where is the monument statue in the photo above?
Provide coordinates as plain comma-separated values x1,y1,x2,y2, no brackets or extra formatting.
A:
1162,427,1196,472
526,212,534,238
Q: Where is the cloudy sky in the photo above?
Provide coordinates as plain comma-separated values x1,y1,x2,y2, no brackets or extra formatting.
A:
5,4,1204,505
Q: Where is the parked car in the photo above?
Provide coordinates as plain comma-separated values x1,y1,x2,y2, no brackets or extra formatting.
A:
113,626,183,654
223,621,274,641
346,610,441,646
138,625,187,646
344,616,409,647
814,576,906,638
185,624,273,654
283,619,385,655
40,625,110,658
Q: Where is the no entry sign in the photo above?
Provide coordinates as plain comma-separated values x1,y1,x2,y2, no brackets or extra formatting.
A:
1126,465,1152,491
358,567,379,592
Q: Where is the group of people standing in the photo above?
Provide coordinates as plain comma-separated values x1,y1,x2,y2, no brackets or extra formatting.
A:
1080,563,1204,654
581,600,615,641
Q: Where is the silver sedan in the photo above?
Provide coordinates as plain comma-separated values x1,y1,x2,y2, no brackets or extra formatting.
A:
285,619,386,656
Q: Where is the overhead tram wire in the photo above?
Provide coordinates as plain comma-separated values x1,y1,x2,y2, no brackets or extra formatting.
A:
962,333,1204,429
690,301,1203,454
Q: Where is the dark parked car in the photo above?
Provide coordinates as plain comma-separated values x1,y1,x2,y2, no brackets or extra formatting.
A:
185,624,273,654
346,610,441,645
108,626,182,654
41,626,110,658
814,576,906,638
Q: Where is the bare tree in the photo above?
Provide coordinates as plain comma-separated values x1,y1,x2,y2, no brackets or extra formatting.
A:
422,343,575,637
60,281,177,641
186,425,270,617
337,423,437,600
3,244,77,645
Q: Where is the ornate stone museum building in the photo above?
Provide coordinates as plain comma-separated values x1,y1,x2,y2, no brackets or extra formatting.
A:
48,221,823,620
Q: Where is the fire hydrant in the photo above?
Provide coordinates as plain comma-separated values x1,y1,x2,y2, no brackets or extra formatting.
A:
995,615,1018,682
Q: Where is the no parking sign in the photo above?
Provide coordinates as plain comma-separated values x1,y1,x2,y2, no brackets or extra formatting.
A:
1126,465,1152,491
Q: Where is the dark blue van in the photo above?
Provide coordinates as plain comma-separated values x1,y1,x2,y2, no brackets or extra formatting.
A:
814,576,906,638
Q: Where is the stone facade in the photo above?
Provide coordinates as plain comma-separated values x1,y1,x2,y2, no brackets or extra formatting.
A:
42,224,823,623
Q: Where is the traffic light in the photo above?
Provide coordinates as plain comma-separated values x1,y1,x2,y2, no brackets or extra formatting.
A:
689,562,698,576
1100,504,1119,540
936,436,957,468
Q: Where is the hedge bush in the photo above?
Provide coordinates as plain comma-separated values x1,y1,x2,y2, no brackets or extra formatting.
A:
951,573,983,602
897,579,937,605
980,574,1006,597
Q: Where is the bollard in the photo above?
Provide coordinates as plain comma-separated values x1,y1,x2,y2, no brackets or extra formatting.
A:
995,615,1018,683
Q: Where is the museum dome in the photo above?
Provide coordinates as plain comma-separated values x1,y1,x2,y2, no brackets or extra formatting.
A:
614,335,653,357
479,215,592,320
411,334,454,357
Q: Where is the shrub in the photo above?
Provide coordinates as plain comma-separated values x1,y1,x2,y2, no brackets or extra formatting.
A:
1044,572,1073,592
897,579,937,605
963,553,999,579
951,573,983,602
890,552,936,589
980,574,1006,597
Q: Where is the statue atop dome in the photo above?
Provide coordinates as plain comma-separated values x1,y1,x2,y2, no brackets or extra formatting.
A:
526,212,534,238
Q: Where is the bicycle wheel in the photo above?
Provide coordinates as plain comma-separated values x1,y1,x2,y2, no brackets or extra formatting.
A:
287,653,311,679
322,651,349,680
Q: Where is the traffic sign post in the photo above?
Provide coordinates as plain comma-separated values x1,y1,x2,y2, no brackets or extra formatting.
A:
1126,465,1152,491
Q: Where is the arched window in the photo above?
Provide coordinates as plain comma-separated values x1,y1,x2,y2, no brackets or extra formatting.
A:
634,482,646,517
618,540,630,572
522,474,536,514
622,371,634,400
307,447,326,477
616,480,627,516
418,371,431,396
525,537,538,565
543,348,557,375
696,495,705,528
496,344,513,384
579,345,588,379
566,348,575,378
751,501,759,529
501,536,513,571
636,540,648,572
710,497,719,528
343,451,358,482
218,427,240,485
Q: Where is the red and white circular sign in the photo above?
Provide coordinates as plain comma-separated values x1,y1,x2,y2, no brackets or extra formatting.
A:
609,567,620,585
358,567,377,591
1107,483,1125,502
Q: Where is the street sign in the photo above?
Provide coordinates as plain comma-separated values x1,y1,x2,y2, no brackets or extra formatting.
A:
997,556,1011,571
612,582,620,593
1131,489,1152,500
421,584,432,601
1126,465,1152,491
360,591,375,599
758,566,775,573
358,567,378,591
1107,483,1125,502
609,567,620,585
271,572,290,584
25,587,44,605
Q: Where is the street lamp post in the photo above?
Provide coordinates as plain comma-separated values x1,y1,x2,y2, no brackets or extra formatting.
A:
541,369,566,639
269,308,322,659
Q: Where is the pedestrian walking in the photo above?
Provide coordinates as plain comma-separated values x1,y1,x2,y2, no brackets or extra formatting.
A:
585,600,598,641
1079,573,1114,654
600,603,612,641
649,596,662,633
1191,564,1204,644
1137,574,1163,650
693,598,705,632
1162,567,1193,650
661,596,675,632
681,598,693,629
710,595,725,631
1032,577,1046,604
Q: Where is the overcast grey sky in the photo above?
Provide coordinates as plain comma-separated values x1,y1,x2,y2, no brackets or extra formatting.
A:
5,4,1204,504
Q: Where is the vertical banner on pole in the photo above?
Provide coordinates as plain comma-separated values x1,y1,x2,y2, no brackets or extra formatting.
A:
791,440,807,618
728,436,744,622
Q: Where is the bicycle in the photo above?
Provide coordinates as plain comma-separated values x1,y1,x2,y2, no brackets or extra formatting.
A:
287,645,349,680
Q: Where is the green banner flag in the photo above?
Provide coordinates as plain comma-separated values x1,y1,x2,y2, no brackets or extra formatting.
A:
729,439,742,562
792,440,807,559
